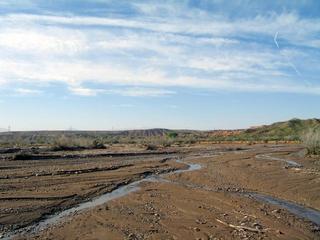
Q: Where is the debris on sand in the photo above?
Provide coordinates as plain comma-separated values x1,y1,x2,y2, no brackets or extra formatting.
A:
215,218,265,233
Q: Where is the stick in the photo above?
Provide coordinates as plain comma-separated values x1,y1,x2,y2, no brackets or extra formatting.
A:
216,219,264,233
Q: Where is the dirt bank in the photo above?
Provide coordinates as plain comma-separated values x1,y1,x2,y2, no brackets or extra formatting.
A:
1,144,319,239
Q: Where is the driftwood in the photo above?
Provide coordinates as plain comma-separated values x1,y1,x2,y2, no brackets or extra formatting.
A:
216,219,264,233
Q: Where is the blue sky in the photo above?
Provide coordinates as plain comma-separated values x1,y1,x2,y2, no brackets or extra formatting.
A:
0,0,319,131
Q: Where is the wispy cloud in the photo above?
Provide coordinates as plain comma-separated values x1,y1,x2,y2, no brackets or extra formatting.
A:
0,3,319,96
69,86,104,96
14,88,42,95
112,104,135,108
107,87,175,97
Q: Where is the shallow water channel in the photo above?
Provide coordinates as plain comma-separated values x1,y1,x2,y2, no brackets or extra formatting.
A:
255,153,303,167
4,153,319,239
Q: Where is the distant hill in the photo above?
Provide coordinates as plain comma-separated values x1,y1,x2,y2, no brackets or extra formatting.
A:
108,129,171,137
234,118,320,141
0,118,319,145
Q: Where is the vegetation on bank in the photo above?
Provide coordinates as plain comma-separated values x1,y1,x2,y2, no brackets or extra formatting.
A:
52,135,106,151
301,128,320,156
0,118,319,150
218,118,320,142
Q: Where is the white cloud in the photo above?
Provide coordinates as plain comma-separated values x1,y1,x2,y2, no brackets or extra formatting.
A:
2,12,319,47
0,11,319,96
69,85,175,97
69,86,104,96
0,28,87,55
14,88,42,95
108,87,175,97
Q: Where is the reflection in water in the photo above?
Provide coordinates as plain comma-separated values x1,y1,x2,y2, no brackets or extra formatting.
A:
4,154,319,240
248,193,320,226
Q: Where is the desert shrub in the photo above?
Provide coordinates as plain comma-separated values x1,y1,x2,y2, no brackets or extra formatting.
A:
92,139,106,149
301,129,320,155
167,132,178,139
12,153,34,160
161,140,172,147
52,135,104,151
145,144,158,150
184,135,197,144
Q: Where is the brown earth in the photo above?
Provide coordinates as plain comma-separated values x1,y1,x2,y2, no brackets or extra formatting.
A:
0,144,319,239
0,150,184,233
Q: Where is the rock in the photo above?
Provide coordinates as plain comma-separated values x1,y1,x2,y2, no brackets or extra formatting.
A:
253,222,263,230
272,209,281,214
193,227,200,232
311,225,320,232
196,219,207,224
277,230,284,235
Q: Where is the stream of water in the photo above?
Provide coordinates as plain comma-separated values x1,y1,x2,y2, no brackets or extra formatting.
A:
4,152,319,239
255,153,303,167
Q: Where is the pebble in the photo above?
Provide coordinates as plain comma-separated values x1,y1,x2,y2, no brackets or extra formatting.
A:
253,222,263,230
272,209,281,214
277,230,284,235
196,219,207,224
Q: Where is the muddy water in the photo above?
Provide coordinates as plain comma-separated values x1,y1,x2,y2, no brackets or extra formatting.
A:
255,153,303,167
33,160,202,232
3,159,201,239
248,193,320,225
4,152,319,239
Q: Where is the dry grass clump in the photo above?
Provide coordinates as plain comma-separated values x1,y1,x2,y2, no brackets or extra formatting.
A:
52,135,105,151
301,129,320,156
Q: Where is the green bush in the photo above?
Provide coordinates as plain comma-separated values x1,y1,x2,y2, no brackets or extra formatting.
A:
167,132,178,139
92,139,106,149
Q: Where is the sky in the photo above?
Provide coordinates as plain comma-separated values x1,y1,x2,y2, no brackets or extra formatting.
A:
0,0,319,131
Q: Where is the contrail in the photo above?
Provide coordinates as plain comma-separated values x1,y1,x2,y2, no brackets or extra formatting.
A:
274,31,303,78
288,61,301,76
274,31,279,48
